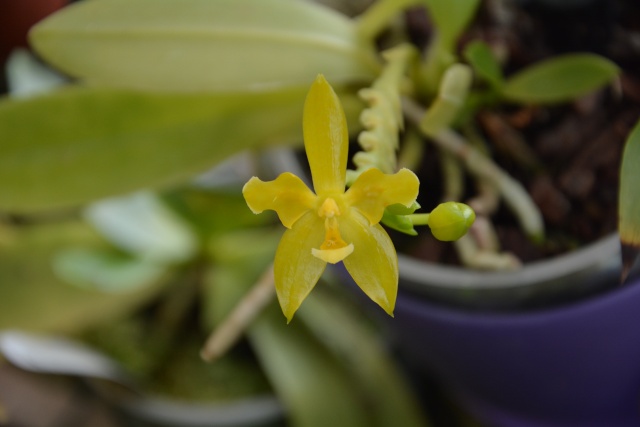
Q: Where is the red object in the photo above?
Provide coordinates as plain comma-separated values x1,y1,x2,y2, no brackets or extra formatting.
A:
0,0,67,62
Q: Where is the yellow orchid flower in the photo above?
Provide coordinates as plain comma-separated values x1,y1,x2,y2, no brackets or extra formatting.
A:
243,75,419,322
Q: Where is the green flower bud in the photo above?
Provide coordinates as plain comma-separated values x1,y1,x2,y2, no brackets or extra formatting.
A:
428,202,475,241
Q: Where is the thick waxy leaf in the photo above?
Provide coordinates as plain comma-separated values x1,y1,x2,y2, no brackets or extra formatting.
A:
463,40,504,89
204,241,373,427
299,289,428,427
619,119,640,281
85,192,197,263
249,305,372,427
30,0,379,93
502,54,619,104
0,222,166,334
424,0,480,49
0,86,307,212
53,248,167,293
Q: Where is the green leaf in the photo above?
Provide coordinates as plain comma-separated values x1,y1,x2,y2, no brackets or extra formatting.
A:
202,228,281,329
0,86,307,212
423,0,480,49
501,53,620,104
85,192,197,263
0,222,166,334
299,289,428,427
165,190,275,241
619,118,640,281
463,40,504,89
203,245,373,427
52,248,167,293
249,305,372,427
30,0,379,93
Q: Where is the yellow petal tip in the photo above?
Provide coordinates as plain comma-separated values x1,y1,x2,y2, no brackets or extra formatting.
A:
314,73,327,84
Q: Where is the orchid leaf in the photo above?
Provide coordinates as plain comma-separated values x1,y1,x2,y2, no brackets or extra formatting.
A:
299,288,428,427
85,192,197,263
0,222,166,334
424,0,480,49
30,0,379,93
501,54,619,104
249,305,372,427
203,238,372,427
619,118,640,282
52,248,167,293
0,86,308,212
463,40,504,89
166,190,275,241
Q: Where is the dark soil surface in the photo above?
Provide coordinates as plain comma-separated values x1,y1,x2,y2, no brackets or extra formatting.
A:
400,0,640,266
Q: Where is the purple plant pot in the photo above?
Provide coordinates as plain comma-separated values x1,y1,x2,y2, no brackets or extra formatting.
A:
392,234,640,427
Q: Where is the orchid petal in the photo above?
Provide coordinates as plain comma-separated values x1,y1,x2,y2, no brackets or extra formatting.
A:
303,74,348,195
274,211,327,322
243,172,316,229
345,168,419,225
341,211,398,315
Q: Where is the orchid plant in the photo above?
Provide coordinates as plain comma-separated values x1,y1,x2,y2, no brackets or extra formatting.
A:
0,0,633,330
0,0,638,424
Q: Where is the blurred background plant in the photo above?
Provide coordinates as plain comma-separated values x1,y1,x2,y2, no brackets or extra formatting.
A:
0,0,639,426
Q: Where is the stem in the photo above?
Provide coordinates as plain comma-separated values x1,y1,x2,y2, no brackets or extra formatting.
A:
418,37,452,97
200,264,275,362
454,234,521,270
440,149,464,202
356,0,423,41
409,213,430,226
403,97,544,241
397,129,424,171
463,124,501,215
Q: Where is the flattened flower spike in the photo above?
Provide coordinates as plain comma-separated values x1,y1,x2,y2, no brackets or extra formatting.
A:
243,75,419,322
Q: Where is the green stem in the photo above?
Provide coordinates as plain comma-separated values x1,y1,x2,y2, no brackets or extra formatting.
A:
397,128,424,171
440,149,464,202
418,37,448,96
403,97,545,241
409,213,430,226
356,0,424,41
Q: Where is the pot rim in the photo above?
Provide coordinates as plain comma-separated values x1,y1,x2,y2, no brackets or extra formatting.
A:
397,233,622,308
116,392,285,427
